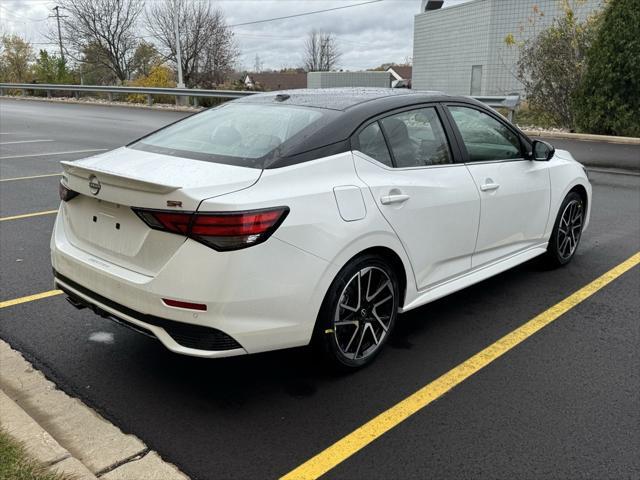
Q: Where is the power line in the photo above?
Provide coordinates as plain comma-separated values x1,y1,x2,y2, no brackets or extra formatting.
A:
229,0,384,27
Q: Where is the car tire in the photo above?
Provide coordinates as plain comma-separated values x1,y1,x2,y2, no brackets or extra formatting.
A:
546,191,585,267
314,254,400,371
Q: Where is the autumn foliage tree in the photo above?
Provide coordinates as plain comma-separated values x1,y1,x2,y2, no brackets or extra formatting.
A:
512,3,600,129
0,35,33,82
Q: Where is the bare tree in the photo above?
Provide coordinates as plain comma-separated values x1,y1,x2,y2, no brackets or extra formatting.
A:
56,0,144,83
303,30,341,72
145,0,238,87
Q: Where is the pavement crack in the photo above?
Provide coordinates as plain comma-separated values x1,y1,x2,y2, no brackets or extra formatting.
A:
95,448,150,477
44,453,71,467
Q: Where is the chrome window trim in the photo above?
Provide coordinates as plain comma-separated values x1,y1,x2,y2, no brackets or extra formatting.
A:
352,150,467,171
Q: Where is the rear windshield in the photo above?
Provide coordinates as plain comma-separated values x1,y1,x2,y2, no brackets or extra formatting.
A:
130,103,334,168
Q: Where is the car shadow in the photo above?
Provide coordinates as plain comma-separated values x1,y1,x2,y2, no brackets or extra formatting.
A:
109,255,550,408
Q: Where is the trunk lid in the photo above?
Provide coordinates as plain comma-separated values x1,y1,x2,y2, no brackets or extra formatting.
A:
61,147,261,210
59,147,262,275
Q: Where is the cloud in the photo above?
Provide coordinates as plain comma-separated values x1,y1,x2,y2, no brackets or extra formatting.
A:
2,0,472,71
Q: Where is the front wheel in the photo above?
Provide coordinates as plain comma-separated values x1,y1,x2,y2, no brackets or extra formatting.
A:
314,254,400,370
546,191,585,267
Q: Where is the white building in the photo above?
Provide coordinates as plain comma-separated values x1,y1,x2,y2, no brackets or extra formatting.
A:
412,0,602,95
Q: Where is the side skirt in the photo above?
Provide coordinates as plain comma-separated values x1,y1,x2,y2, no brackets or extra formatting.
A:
400,244,548,313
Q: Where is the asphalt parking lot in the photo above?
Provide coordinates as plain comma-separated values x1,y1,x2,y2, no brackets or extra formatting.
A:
1,98,639,480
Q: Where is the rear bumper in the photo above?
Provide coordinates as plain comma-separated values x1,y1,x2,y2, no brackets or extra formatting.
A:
54,271,246,357
51,207,336,358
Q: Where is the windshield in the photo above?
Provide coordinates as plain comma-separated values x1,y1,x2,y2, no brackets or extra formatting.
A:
130,103,332,168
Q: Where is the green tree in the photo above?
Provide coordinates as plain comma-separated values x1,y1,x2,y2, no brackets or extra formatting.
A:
573,0,640,137
512,2,600,129
0,35,33,82
33,50,74,84
78,43,119,85
130,41,163,79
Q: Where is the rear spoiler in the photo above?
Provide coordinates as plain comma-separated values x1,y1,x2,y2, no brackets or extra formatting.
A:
61,161,180,194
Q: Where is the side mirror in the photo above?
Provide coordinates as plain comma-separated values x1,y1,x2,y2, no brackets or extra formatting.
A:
532,140,555,161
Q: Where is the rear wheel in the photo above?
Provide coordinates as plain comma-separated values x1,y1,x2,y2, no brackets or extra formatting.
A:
546,191,585,267
315,254,399,370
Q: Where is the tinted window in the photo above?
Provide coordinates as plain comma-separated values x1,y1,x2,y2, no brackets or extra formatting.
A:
131,103,333,168
449,106,522,162
380,108,452,168
356,122,393,167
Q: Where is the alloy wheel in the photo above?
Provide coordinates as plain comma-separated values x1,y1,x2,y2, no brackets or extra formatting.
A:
333,266,395,361
557,199,583,261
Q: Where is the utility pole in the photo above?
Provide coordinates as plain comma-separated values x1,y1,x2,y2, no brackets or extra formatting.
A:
52,6,65,62
173,4,185,88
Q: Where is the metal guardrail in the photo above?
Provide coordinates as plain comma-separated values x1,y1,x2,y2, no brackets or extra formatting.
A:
0,83,520,118
470,95,521,121
0,83,256,106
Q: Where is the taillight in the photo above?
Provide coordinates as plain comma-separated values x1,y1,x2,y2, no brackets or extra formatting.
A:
59,180,79,202
132,207,289,251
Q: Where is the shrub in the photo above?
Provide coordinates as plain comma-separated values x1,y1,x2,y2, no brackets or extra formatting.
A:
127,65,175,104
513,5,600,130
573,0,640,137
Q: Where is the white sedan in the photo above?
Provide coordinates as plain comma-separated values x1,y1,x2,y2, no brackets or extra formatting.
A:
52,88,591,369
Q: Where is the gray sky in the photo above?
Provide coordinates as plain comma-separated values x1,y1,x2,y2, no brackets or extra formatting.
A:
0,0,470,71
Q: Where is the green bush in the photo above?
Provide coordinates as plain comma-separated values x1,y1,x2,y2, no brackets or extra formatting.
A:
573,0,640,137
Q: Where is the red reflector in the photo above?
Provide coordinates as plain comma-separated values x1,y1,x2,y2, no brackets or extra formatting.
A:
162,298,207,311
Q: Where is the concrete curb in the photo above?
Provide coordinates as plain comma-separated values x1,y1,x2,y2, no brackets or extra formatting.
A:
0,339,189,479
522,129,640,145
0,389,98,479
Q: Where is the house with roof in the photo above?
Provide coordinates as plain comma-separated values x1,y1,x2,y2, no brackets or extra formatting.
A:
386,65,412,88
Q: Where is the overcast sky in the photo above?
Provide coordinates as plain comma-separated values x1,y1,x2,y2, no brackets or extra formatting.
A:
0,0,470,71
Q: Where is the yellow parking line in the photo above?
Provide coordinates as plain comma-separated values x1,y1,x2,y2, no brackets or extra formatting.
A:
0,173,61,182
281,251,640,480
0,210,58,222
0,290,63,309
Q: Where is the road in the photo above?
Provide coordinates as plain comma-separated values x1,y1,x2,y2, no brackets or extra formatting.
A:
1,98,639,480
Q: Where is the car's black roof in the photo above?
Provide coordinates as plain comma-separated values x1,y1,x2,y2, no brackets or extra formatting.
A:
236,87,452,111
229,88,515,169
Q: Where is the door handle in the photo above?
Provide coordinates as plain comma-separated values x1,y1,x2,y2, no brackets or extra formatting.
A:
480,182,500,192
380,194,410,205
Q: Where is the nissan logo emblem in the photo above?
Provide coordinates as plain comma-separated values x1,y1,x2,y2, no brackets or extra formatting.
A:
88,175,101,195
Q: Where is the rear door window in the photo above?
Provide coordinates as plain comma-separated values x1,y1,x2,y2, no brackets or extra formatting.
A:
356,122,393,167
379,108,452,168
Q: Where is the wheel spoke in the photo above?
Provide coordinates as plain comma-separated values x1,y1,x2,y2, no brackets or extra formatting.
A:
344,323,360,353
339,302,358,312
335,320,358,327
366,280,391,303
354,323,367,358
374,294,393,308
373,311,389,332
364,268,373,302
369,324,380,345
